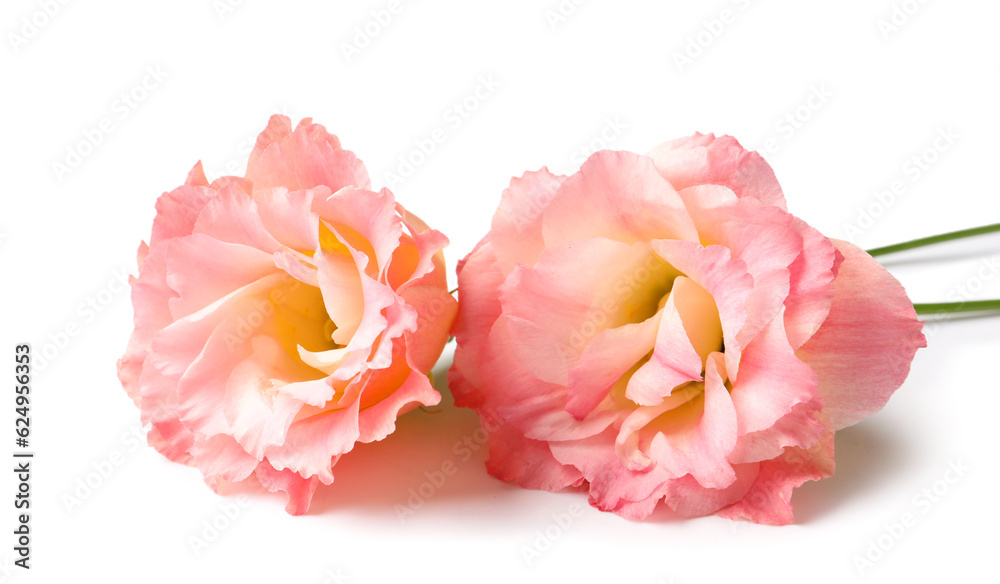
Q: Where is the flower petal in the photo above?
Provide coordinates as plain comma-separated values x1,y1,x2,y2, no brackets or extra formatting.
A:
643,353,738,489
246,116,370,194
797,240,926,430
651,240,752,381
484,421,585,492
647,133,786,209
541,150,699,247
567,313,661,419
254,461,319,516
728,313,819,437
716,426,835,525
625,277,717,407
490,168,567,274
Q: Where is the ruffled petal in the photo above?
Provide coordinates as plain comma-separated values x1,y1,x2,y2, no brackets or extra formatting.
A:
192,187,281,253
246,116,370,194
490,168,567,274
716,426,835,525
663,462,761,518
254,461,319,516
650,240,753,381
164,234,279,320
541,150,699,247
485,422,585,491
313,187,402,279
625,277,716,407
399,285,458,373
639,353,738,489
190,434,259,491
567,313,660,419
499,238,675,384
449,241,504,409
255,188,322,253
728,314,819,438
148,185,217,252
797,240,926,430
647,133,786,210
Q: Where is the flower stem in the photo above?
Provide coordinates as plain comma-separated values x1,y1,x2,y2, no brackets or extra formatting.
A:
866,223,1000,257
914,300,1000,315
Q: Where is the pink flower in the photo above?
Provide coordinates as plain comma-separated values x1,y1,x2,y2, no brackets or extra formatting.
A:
448,134,926,524
118,115,457,515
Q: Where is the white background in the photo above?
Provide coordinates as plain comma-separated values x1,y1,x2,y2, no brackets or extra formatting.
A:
2,0,999,582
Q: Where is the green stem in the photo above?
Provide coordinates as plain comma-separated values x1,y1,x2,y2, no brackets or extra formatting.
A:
914,300,1000,315
866,223,1000,257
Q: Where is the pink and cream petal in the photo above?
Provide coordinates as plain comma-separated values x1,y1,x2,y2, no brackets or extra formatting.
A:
224,354,307,459
314,187,402,279
255,187,323,252
399,285,459,374
185,161,210,187
484,423,585,492
263,398,361,485
357,368,441,443
783,219,841,349
190,434,260,491
148,185,217,251
192,187,282,253
647,133,786,210
246,117,370,195
716,427,835,525
663,462,761,518
490,168,567,274
567,313,661,419
541,150,699,247
728,314,819,437
449,242,505,409
626,277,717,407
651,240,753,381
164,234,280,320
642,353,738,489
254,461,320,516
797,240,926,430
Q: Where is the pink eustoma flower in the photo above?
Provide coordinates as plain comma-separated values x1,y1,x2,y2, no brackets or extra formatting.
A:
448,134,925,524
118,115,457,514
